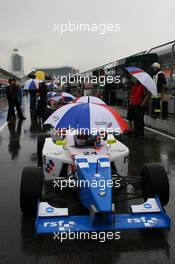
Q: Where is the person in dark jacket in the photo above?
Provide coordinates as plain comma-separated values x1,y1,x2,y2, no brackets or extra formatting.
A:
37,81,48,122
6,79,15,121
29,88,37,120
6,79,26,121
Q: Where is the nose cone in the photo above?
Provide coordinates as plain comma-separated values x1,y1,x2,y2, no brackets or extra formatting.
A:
76,157,112,213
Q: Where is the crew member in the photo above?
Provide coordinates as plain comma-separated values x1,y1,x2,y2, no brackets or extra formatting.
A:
150,62,167,118
37,80,48,122
6,79,15,121
129,79,150,139
6,79,26,121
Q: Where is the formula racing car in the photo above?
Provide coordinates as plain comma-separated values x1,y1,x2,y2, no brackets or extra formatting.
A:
20,131,170,235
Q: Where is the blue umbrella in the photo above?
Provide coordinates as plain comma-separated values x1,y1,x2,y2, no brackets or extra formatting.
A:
47,92,58,98
24,79,39,90
47,82,58,89
59,92,75,101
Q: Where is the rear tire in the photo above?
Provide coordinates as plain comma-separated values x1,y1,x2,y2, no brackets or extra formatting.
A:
20,166,43,215
140,163,169,206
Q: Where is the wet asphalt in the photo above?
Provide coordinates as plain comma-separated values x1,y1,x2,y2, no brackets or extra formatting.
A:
0,96,175,264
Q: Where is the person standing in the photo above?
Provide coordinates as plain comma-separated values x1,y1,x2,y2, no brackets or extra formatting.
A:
6,79,15,121
129,79,150,139
28,79,37,113
37,80,48,122
127,102,134,134
150,62,167,118
6,79,26,121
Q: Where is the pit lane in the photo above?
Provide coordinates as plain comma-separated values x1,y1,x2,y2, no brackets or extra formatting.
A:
0,96,175,264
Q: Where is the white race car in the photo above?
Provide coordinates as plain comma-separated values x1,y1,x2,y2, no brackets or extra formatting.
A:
20,132,170,234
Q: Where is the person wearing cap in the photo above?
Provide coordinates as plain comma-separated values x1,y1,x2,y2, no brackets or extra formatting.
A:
150,62,167,118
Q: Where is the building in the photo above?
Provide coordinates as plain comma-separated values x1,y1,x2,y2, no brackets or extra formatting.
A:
36,66,79,77
11,49,24,78
0,67,20,84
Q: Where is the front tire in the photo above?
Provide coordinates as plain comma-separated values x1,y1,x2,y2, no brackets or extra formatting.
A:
20,166,43,215
140,163,169,206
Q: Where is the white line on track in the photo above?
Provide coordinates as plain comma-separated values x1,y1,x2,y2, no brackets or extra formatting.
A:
123,118,175,141
145,126,175,141
0,122,8,132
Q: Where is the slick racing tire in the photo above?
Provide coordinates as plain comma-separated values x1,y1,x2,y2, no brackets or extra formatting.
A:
37,133,51,165
20,166,43,215
140,163,169,206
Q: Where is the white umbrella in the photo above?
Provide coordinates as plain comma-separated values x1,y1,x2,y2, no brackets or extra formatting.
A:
126,67,157,97
44,102,128,134
76,96,106,105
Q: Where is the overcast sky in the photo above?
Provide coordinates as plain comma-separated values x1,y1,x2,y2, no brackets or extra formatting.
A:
0,0,175,73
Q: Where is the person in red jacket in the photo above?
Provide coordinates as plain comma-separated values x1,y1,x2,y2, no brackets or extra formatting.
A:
128,79,150,139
